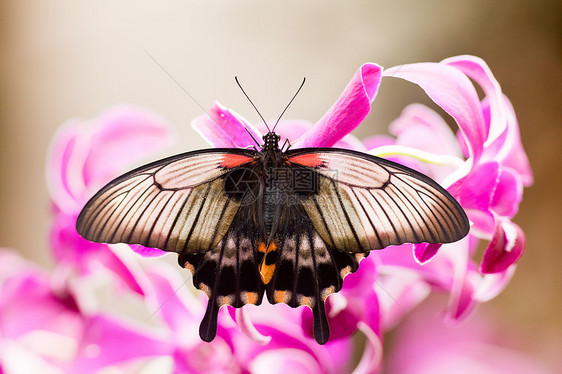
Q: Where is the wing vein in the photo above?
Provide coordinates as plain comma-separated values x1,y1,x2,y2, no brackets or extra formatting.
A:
329,179,361,250
351,187,382,249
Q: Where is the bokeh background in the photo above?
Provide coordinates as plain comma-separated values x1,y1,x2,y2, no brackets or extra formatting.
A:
1,0,561,369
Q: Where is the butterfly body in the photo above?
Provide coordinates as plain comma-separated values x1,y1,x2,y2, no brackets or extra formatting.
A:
77,131,469,344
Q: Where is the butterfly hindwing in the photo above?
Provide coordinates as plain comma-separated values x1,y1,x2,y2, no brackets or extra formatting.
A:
261,200,364,344
287,148,470,252
76,149,256,254
179,206,265,342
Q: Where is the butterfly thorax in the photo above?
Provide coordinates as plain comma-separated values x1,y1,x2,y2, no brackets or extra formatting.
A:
261,132,281,153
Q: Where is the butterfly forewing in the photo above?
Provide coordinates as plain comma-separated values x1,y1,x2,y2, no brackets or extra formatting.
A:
76,149,256,254
287,148,470,252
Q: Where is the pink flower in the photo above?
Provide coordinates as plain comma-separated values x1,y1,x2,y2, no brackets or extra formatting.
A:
46,106,175,296
368,55,532,323
383,56,531,263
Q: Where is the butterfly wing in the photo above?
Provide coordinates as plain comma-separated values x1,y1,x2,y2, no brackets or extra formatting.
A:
76,148,257,254
286,148,470,252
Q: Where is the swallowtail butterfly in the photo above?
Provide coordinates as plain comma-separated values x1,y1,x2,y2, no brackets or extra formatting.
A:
76,80,469,344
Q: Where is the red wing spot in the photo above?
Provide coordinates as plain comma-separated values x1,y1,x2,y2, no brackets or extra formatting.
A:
288,153,323,167
221,154,254,168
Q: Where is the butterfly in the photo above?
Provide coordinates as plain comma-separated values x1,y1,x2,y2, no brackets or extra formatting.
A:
76,79,470,344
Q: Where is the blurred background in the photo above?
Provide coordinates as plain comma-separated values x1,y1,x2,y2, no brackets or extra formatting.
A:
1,0,560,369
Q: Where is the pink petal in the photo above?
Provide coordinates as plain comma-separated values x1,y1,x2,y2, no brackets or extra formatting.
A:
322,258,380,340
474,267,516,302
84,106,174,186
127,244,167,257
0,271,81,339
480,220,525,274
376,269,430,330
352,322,383,374
191,102,262,148
457,162,498,211
445,274,476,321
443,55,505,143
464,208,495,237
234,301,352,372
389,104,462,158
363,135,396,150
49,214,146,296
442,240,477,321
249,349,324,374
47,106,174,212
386,300,551,374
235,307,271,345
484,97,534,186
89,246,146,295
46,121,91,214
443,56,532,188
297,63,382,147
144,266,203,337
70,315,170,373
491,167,522,217
256,120,312,143
384,62,486,161
333,134,368,151
413,243,442,264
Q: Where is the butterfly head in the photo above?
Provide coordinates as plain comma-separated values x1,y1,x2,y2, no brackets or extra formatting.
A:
262,132,281,152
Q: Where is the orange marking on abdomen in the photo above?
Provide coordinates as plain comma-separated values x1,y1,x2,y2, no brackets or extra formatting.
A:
258,241,278,284
258,241,277,254
259,263,275,284
288,153,323,168
221,154,254,168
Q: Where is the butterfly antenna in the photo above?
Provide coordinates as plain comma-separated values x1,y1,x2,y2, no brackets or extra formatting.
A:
272,77,306,133
235,76,271,133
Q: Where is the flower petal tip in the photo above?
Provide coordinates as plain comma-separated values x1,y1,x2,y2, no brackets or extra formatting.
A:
413,243,442,265
235,307,272,345
480,221,525,274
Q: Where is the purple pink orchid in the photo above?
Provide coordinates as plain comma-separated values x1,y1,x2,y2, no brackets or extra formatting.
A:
0,55,537,373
